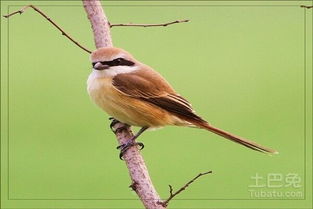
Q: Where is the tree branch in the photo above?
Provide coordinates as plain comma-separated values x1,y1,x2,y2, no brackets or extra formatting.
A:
3,5,91,54
111,121,165,209
83,1,165,208
110,19,190,28
160,171,212,207
300,5,313,9
83,0,112,48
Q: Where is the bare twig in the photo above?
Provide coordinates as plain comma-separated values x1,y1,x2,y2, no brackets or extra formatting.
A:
159,171,213,207
168,185,174,196
110,19,190,28
300,5,313,8
3,5,91,54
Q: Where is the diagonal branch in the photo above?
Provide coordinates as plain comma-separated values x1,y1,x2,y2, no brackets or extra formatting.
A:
159,171,212,207
111,121,165,209
110,19,190,28
300,5,313,8
3,5,92,54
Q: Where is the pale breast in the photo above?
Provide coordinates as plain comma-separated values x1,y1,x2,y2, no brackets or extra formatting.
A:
87,71,140,125
87,72,115,112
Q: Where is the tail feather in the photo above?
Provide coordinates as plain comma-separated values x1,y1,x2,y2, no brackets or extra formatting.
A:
197,122,278,154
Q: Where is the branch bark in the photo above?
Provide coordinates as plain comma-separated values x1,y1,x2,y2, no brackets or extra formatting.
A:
83,0,112,48
112,122,164,209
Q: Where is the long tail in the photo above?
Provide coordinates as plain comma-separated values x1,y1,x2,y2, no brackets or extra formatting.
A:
197,122,278,154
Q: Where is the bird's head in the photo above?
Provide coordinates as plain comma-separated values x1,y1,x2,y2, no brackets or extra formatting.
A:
90,47,136,71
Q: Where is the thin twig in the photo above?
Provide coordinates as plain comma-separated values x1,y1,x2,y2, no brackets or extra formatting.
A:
168,185,174,196
159,171,212,207
110,19,190,28
3,5,92,54
300,5,313,8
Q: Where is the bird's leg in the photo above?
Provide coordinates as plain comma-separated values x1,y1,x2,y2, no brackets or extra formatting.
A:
117,126,148,160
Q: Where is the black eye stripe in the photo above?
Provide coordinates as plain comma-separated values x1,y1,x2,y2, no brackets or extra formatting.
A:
92,58,135,68
109,58,135,66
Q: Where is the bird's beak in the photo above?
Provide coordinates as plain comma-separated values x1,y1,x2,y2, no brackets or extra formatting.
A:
93,62,109,70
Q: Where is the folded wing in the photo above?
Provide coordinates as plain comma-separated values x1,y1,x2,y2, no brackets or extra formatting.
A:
112,69,206,124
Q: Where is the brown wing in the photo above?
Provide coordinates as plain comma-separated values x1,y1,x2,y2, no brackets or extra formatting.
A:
112,68,175,97
112,68,206,123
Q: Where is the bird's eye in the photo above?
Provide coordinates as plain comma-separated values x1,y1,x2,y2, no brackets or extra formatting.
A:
116,58,123,63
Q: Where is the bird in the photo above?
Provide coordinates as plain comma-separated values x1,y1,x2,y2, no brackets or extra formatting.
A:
87,47,277,158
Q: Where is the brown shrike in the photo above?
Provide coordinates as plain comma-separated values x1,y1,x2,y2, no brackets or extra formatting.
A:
87,47,277,158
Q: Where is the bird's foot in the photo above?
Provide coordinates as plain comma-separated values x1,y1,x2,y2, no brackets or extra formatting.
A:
109,118,147,160
116,139,144,160
109,117,130,133
109,117,120,132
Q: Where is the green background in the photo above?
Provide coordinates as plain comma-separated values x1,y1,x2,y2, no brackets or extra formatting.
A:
1,1,312,208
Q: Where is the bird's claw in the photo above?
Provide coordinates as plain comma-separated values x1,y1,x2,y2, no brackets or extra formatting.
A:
117,140,145,160
109,117,120,133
